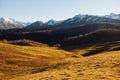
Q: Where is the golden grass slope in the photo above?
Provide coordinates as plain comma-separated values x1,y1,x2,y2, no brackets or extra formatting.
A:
0,42,72,80
11,51,120,80
1,41,120,80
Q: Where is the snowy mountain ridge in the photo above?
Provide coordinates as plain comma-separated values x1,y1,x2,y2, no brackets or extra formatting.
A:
105,13,120,20
0,13,120,29
0,17,30,26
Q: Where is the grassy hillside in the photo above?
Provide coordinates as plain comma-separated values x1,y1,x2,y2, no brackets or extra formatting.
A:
1,39,48,47
10,49,120,80
0,40,120,80
0,42,72,80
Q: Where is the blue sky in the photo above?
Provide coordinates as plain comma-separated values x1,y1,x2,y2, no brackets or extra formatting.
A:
0,0,120,22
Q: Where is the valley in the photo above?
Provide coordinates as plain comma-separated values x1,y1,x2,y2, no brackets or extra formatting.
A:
0,13,120,80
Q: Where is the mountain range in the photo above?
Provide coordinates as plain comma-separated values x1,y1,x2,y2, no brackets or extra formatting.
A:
0,13,120,47
0,17,30,29
0,13,120,29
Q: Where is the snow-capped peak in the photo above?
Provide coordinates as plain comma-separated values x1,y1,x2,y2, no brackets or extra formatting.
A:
110,13,117,16
105,13,120,20
72,14,88,22
45,19,57,25
63,14,89,24
73,14,87,19
0,17,15,24
45,19,64,26
0,17,30,26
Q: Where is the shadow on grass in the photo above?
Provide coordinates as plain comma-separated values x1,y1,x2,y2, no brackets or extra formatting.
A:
82,42,120,56
82,47,109,56
61,41,120,57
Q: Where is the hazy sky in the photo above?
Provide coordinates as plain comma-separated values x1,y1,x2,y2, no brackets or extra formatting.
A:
0,0,120,22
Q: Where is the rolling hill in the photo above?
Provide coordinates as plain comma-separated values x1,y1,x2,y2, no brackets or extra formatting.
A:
10,50,120,80
0,40,119,80
0,42,72,80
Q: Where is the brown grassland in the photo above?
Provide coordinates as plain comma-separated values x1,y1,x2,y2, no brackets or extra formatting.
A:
0,41,120,80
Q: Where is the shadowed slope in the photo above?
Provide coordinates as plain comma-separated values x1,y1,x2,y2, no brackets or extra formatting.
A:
59,29,120,49
0,23,120,45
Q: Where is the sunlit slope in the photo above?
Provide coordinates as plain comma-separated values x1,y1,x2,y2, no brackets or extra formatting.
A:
11,50,120,80
9,41,120,80
0,42,72,80
1,40,120,80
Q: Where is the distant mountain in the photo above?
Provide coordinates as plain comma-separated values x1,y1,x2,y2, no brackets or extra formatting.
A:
45,19,64,26
26,21,44,28
44,13,120,26
0,17,30,29
1,13,120,30
105,13,120,20
60,14,120,25
24,13,120,31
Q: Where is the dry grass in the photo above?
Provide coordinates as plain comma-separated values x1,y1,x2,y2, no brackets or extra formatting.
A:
11,51,120,80
1,39,48,47
0,41,120,80
0,42,72,80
